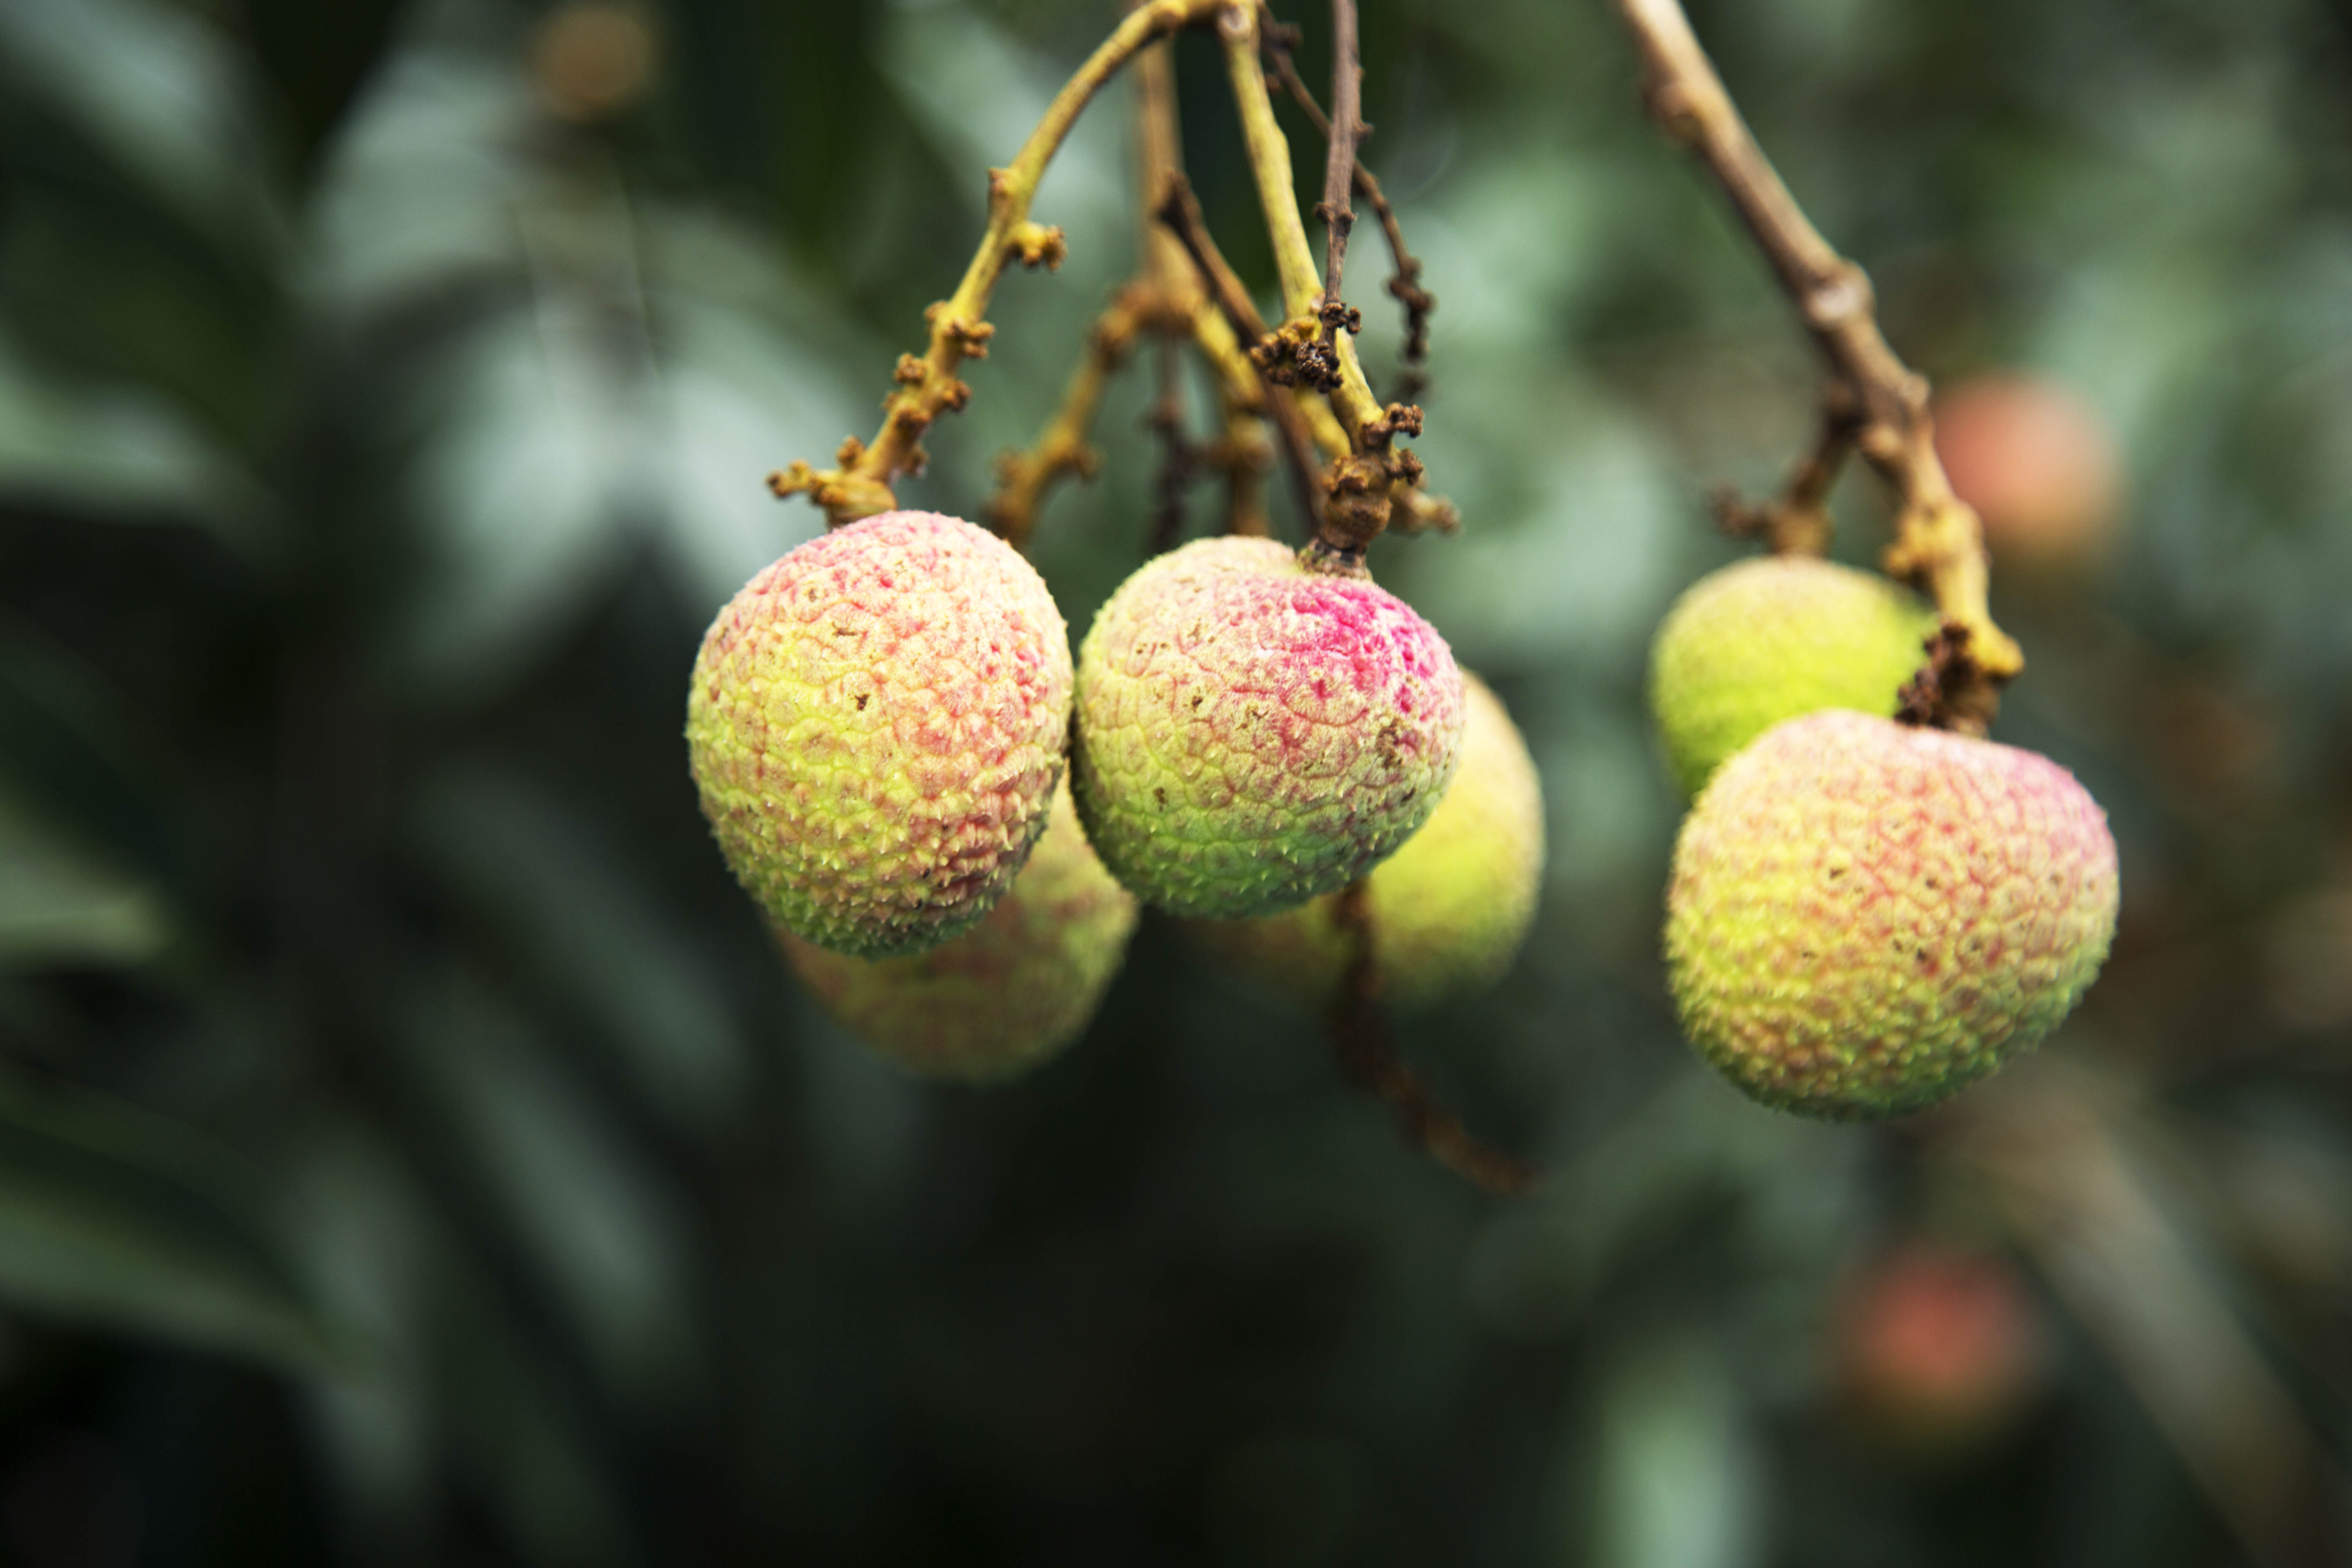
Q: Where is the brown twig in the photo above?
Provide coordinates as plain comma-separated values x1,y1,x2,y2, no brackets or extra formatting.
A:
983,34,1206,551
1154,172,1330,538
1315,0,1363,324
1894,622,1976,730
1187,305,1278,537
1710,386,1856,557
1612,0,2021,732
770,0,1223,528
1329,883,1539,1196
1261,11,1434,402
1143,341,1199,552
982,282,1183,549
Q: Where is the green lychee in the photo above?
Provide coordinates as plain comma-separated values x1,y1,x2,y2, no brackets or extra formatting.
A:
1665,709,2118,1118
1185,673,1544,1011
1071,536,1465,918
1649,556,1938,797
779,784,1138,1080
687,510,1071,958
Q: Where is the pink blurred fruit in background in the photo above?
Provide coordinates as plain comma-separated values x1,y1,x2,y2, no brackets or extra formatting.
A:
1933,374,2124,575
1832,1242,2042,1455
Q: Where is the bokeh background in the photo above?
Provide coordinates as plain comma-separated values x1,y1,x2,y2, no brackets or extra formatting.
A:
3,0,2351,1561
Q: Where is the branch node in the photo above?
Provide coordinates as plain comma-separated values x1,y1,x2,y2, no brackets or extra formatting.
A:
1615,0,2022,715
1009,220,1070,270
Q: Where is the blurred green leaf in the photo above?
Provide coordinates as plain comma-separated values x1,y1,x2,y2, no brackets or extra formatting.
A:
391,297,640,694
0,0,285,261
0,615,179,891
0,791,169,969
411,764,748,1134
1579,1336,1762,1568
396,963,698,1413
0,1062,344,1374
0,329,266,541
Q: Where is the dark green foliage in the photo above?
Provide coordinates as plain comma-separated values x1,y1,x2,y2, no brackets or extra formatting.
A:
1,0,2349,1562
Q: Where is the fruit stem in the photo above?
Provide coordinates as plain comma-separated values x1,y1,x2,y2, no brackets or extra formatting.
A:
770,0,1225,527
1189,304,1279,539
1612,0,2022,731
1313,0,1364,342
984,38,1276,551
1260,11,1435,403
1154,172,1337,539
1217,5,1381,441
982,281,1181,550
1330,882,1541,1196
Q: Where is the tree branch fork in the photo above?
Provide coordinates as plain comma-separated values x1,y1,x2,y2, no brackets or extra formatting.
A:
1615,0,2022,731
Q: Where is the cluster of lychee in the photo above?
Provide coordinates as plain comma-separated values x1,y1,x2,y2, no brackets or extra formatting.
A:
686,510,1544,1081
1649,555,2120,1118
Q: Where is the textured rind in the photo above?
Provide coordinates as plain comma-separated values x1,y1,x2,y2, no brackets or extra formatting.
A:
1185,674,1544,1011
1666,710,2118,1118
780,786,1138,1080
686,511,1072,958
1072,536,1465,918
1649,557,1938,797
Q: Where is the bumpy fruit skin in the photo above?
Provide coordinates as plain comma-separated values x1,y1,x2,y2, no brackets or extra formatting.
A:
1649,557,1937,797
1933,374,2123,575
1072,536,1464,918
1666,710,2118,1118
1185,673,1544,1011
780,785,1138,1081
687,511,1071,958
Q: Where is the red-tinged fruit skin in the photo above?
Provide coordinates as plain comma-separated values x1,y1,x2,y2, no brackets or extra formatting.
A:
1072,536,1466,918
780,785,1138,1080
1184,673,1543,1011
1666,710,2118,1118
687,511,1071,958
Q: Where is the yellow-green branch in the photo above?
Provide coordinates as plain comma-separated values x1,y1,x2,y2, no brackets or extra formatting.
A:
772,0,1225,527
1216,5,1383,441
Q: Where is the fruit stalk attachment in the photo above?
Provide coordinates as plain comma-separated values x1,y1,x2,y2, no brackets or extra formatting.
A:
1612,0,2021,732
1218,3,1431,569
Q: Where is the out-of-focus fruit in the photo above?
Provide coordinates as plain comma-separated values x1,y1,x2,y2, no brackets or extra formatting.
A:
1184,673,1543,1011
1832,1242,2042,1454
780,785,1137,1081
1649,556,1936,798
1933,374,2123,575
532,2,659,122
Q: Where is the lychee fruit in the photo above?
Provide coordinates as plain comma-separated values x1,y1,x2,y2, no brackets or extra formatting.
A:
1649,556,1937,799
1933,373,2123,576
1071,536,1465,918
779,783,1138,1080
687,510,1071,958
1185,673,1543,1011
1831,1242,2042,1455
1665,709,2118,1118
